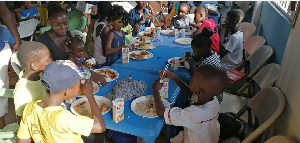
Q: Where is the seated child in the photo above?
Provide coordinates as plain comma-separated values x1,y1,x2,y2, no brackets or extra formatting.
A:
129,1,152,37
14,41,52,124
219,9,244,71
168,3,192,30
193,6,220,53
105,5,131,66
17,61,106,142
21,1,42,27
186,27,223,103
67,37,95,69
153,64,227,143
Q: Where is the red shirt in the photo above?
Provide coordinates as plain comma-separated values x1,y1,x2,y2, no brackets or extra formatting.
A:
198,19,220,53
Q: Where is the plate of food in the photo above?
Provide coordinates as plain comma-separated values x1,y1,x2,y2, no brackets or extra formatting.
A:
93,68,119,82
71,96,112,117
135,36,152,43
135,43,156,50
145,27,157,32
161,29,173,35
138,31,156,37
185,30,194,36
131,95,170,118
175,38,193,45
130,50,153,60
167,57,186,67
77,81,99,97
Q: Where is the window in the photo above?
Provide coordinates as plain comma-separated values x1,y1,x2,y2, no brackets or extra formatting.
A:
272,1,298,22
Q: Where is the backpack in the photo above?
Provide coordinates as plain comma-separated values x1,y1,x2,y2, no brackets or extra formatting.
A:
218,112,251,141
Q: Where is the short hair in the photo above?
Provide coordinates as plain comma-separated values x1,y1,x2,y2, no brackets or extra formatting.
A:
195,6,208,16
179,3,190,12
195,64,227,94
48,6,65,19
227,9,245,24
17,41,48,68
97,1,112,17
192,27,214,50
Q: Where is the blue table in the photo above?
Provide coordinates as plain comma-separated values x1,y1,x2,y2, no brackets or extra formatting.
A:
94,34,193,143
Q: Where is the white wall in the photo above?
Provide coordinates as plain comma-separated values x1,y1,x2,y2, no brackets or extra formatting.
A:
274,11,300,142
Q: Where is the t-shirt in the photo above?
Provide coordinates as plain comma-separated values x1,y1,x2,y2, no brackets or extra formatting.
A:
121,24,132,46
169,16,192,30
198,18,220,53
21,7,42,27
164,97,220,143
221,31,243,71
37,31,72,61
17,100,94,143
13,70,46,116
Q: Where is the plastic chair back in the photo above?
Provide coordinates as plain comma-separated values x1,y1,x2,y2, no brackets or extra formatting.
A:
246,45,274,77
67,9,86,31
243,36,266,55
264,135,295,143
70,30,86,43
40,26,51,34
17,19,38,38
10,51,22,75
36,7,48,26
240,22,256,41
242,86,285,143
149,1,162,15
253,63,280,89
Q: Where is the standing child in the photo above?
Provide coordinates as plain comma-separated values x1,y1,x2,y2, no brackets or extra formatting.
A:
93,1,112,68
168,3,192,30
21,1,41,27
14,42,52,124
219,9,244,71
193,6,220,53
153,65,227,143
17,61,106,143
105,5,130,66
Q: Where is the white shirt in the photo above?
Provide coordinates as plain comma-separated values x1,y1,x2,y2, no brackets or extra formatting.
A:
164,97,220,143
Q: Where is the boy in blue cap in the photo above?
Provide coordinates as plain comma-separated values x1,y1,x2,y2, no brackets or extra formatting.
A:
17,61,106,143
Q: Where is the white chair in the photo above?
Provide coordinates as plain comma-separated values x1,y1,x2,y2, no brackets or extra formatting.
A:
10,51,22,76
264,135,295,143
240,22,256,42
243,36,266,60
70,30,86,43
17,19,38,41
237,86,285,143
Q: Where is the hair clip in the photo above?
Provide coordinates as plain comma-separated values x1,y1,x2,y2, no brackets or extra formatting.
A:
74,35,83,40
65,38,71,45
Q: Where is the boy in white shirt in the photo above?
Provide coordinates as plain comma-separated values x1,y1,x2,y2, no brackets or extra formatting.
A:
153,65,227,143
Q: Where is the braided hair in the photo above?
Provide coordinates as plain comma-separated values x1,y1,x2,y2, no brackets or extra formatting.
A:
107,4,129,26
65,36,84,49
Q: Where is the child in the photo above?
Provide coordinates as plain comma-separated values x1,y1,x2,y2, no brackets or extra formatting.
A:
17,61,106,142
14,41,52,124
219,9,244,71
168,3,192,30
66,37,95,68
105,5,130,66
193,6,220,53
121,21,132,46
153,65,227,143
20,1,41,27
129,1,152,37
92,1,112,68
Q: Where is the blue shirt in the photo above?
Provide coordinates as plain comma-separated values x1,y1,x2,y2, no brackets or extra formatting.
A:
129,7,150,37
21,7,42,27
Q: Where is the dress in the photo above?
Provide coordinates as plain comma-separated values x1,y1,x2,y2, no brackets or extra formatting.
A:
37,31,72,61
220,31,243,71
106,30,125,66
164,97,220,143
13,70,46,116
17,100,94,143
92,21,106,66
129,7,150,37
69,54,88,65
198,19,220,53
165,1,180,26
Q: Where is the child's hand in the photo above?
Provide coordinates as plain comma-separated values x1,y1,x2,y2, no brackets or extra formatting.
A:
159,70,177,80
126,30,131,35
152,79,163,91
81,79,93,97
90,71,107,87
148,14,154,21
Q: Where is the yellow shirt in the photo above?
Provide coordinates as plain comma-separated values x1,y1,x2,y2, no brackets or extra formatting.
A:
122,24,132,46
17,100,94,143
13,70,47,116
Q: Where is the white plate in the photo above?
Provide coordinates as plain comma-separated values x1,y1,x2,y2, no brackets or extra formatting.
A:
77,81,99,97
135,43,156,50
135,37,152,43
93,68,119,82
167,57,186,67
71,96,112,117
137,31,156,37
185,30,194,35
131,95,170,118
129,50,153,60
161,30,173,35
175,38,193,45
145,27,157,32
